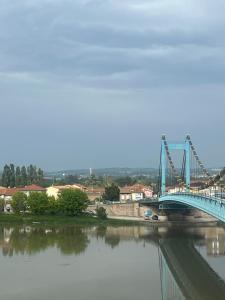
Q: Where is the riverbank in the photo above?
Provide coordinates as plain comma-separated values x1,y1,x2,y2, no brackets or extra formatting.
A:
0,214,143,226
0,214,219,227
109,215,219,227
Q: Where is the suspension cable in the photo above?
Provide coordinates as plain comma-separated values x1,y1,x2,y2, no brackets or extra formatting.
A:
186,135,212,179
162,135,185,188
186,135,225,189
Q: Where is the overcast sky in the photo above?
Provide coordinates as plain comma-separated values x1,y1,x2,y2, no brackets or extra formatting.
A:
0,0,225,171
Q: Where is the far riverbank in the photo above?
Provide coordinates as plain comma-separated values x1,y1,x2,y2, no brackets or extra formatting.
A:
0,214,142,226
0,214,219,227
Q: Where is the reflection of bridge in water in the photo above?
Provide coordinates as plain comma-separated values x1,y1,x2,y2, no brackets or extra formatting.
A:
1,224,225,299
159,238,225,300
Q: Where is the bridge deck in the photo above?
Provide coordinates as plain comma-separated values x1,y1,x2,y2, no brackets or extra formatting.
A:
159,193,225,222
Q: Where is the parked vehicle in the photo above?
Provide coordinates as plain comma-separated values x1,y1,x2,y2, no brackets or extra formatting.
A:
152,215,159,221
144,209,152,220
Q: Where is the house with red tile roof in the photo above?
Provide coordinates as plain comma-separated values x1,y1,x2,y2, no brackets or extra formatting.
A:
120,184,153,203
86,187,105,202
46,184,86,199
0,185,46,212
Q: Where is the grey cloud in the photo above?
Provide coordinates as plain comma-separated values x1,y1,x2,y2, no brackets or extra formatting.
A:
0,0,225,169
1,0,225,88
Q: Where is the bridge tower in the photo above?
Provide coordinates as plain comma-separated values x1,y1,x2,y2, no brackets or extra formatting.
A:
160,135,190,195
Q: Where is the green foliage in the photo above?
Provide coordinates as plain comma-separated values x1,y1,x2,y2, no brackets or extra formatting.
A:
11,192,27,214
1,164,44,188
102,183,120,202
9,164,15,188
0,199,5,213
58,189,89,216
114,176,137,187
96,207,107,219
27,192,49,215
21,166,27,187
105,235,120,249
2,165,11,187
15,166,21,187
3,226,90,257
47,196,59,215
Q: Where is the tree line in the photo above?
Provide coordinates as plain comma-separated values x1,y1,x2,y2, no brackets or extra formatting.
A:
10,189,89,216
1,164,44,188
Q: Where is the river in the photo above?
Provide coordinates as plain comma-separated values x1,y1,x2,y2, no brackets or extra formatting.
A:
0,223,225,300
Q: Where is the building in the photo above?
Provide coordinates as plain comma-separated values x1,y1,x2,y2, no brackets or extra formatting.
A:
46,184,104,202
119,187,132,202
86,187,105,202
0,185,46,212
0,185,46,200
20,184,46,196
120,184,153,203
46,184,86,199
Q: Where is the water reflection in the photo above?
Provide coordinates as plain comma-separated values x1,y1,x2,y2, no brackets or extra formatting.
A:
0,225,159,256
0,226,90,256
157,226,225,300
0,224,225,300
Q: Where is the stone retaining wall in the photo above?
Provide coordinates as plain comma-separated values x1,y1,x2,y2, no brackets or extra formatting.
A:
88,203,148,218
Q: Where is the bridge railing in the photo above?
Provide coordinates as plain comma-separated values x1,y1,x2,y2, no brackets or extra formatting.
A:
162,192,225,204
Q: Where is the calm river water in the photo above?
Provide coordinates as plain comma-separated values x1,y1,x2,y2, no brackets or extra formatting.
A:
0,223,225,300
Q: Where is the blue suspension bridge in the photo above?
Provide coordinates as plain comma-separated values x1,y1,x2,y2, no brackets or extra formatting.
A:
156,135,225,222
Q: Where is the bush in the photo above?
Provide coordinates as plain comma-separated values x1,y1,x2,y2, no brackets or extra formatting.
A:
96,207,107,220
0,199,5,213
102,183,120,202
27,192,49,215
47,196,59,215
58,189,89,216
11,192,27,214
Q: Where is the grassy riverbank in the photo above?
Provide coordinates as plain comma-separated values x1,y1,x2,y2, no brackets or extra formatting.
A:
0,214,142,226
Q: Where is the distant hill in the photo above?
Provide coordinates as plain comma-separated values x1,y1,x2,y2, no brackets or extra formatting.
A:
44,166,223,180
45,167,159,178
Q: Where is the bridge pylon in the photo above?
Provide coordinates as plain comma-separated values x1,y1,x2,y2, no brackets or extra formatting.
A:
160,135,190,195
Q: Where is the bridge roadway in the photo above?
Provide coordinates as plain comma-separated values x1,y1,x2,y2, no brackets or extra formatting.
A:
160,238,225,300
158,193,225,222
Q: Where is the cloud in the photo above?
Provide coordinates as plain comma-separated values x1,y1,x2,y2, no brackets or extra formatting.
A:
0,0,225,169
0,0,225,89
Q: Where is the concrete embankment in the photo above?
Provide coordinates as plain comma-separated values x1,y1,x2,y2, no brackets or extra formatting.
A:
108,215,218,226
88,202,217,223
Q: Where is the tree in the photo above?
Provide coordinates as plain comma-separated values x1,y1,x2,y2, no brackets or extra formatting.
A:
21,166,27,186
2,164,44,188
37,168,44,185
0,199,5,212
2,164,11,187
27,165,34,185
27,192,49,215
58,189,89,216
102,184,120,202
114,176,136,187
9,164,15,188
15,166,21,187
47,196,59,215
11,192,27,214
96,207,107,219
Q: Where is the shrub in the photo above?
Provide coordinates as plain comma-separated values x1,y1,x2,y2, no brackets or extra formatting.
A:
47,196,59,215
0,199,5,213
102,183,120,202
58,189,89,216
27,192,49,215
96,207,107,220
11,192,27,214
